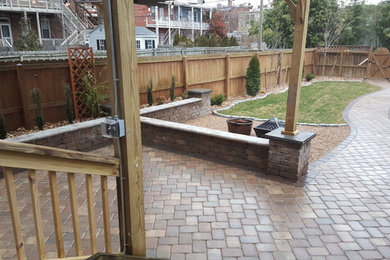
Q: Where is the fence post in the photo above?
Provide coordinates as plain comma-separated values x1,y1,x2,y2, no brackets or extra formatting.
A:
182,56,189,91
312,48,317,75
225,54,230,97
338,47,344,77
366,47,373,79
277,52,282,85
16,63,32,129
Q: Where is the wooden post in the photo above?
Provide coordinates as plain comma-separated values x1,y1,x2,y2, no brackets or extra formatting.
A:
366,47,373,79
182,56,189,91
282,0,311,135
4,167,26,260
312,48,317,75
338,47,344,77
225,54,230,97
277,52,282,85
16,63,31,128
102,0,146,256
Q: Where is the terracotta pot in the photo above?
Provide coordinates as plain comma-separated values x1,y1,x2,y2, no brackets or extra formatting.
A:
226,118,253,135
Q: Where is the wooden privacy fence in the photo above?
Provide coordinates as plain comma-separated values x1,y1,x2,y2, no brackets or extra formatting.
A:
0,49,315,131
0,141,120,259
137,49,315,103
313,46,390,79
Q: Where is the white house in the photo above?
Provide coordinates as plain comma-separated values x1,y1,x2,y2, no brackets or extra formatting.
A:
88,25,158,51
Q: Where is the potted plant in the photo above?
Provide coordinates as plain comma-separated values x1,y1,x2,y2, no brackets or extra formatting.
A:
226,118,253,135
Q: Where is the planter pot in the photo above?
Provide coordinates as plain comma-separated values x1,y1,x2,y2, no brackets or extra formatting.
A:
226,118,253,135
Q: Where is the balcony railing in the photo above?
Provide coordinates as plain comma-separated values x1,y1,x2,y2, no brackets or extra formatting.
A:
0,0,62,12
0,141,120,259
147,18,210,30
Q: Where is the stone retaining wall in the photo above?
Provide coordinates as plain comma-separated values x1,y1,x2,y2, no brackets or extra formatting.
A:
141,117,269,170
7,90,211,152
140,89,212,122
8,118,111,152
6,86,314,180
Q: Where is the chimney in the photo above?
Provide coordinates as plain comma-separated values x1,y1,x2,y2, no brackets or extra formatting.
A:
228,0,233,6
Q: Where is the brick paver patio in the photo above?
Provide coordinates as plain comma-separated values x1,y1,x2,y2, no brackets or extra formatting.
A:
1,79,390,259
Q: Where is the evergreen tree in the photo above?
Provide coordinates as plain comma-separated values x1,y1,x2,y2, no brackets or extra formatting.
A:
339,0,370,45
375,1,390,49
228,36,238,46
262,0,339,48
245,55,261,96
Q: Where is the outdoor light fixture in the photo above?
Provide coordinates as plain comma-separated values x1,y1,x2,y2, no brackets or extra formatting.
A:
148,5,151,11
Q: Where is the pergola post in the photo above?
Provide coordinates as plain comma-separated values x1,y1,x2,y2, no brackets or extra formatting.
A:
282,0,311,135
264,0,315,180
102,0,146,256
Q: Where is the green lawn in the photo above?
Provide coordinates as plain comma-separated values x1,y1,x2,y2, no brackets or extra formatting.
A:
219,81,381,124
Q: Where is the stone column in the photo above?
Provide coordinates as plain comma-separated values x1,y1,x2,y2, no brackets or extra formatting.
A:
265,129,316,180
188,88,212,117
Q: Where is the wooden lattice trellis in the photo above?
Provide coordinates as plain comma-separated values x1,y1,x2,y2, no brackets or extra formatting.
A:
67,47,95,119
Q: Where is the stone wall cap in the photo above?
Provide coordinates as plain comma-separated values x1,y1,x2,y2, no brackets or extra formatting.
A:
141,116,269,146
188,89,213,94
140,98,201,115
8,118,105,143
264,128,316,144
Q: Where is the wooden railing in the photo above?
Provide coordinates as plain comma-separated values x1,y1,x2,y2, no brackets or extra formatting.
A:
0,141,120,260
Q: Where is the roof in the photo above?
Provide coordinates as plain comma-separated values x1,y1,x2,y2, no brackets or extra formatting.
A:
135,26,157,36
89,25,156,37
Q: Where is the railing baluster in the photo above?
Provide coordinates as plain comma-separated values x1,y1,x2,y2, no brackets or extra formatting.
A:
100,176,112,253
48,171,65,258
4,167,26,260
67,172,82,256
27,169,46,260
86,174,97,254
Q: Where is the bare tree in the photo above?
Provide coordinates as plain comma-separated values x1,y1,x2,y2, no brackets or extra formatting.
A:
322,12,344,76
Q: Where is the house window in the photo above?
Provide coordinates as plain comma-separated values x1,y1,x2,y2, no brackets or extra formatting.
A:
136,40,140,50
151,7,156,21
96,39,106,50
159,7,164,19
145,39,154,49
0,17,12,46
40,18,50,38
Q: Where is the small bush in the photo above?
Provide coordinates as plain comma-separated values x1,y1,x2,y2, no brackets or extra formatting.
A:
246,55,261,96
305,73,316,81
64,84,75,123
181,91,188,100
80,73,106,118
147,79,154,106
31,88,44,130
170,75,176,101
156,96,166,105
210,94,226,106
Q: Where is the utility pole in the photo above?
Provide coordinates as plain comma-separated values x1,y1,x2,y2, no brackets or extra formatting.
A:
258,0,263,50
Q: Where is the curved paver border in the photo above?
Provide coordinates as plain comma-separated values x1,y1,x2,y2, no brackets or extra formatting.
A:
309,81,387,170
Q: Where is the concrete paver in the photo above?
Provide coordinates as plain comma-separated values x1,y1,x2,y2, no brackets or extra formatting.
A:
0,80,390,259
